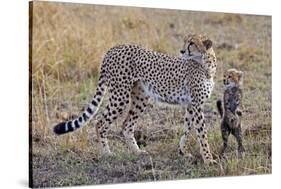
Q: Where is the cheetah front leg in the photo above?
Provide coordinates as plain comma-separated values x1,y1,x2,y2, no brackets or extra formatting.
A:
193,106,215,165
122,83,149,155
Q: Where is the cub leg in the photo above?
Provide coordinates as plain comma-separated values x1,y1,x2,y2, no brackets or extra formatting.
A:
232,124,245,158
220,120,230,155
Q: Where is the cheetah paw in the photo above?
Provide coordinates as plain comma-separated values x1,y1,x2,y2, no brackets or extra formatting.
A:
204,158,217,165
136,150,149,155
101,151,115,157
179,149,193,159
179,149,185,156
238,151,245,159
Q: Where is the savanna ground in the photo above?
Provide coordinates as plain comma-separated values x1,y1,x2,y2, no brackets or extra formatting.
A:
30,1,272,188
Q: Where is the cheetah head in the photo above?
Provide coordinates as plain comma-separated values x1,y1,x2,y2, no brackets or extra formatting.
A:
180,34,213,61
223,68,243,88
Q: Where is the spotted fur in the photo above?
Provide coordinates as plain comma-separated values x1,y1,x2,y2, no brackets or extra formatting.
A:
53,34,217,164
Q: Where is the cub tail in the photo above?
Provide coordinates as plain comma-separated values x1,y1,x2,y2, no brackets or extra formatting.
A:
53,78,107,135
216,99,224,118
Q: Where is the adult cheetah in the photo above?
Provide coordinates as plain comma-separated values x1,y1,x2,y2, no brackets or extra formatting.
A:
53,34,217,164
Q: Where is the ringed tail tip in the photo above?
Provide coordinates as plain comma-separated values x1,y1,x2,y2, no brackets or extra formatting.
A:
53,122,69,135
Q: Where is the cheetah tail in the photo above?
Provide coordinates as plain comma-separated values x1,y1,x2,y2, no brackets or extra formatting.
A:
53,78,107,135
216,99,224,118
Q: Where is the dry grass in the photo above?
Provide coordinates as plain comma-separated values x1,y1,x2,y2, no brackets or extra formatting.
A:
30,1,272,188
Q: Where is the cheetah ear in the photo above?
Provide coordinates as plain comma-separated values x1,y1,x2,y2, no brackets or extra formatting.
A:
184,34,192,42
203,39,213,50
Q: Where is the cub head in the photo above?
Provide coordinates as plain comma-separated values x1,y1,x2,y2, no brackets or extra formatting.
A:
223,68,243,88
180,34,213,60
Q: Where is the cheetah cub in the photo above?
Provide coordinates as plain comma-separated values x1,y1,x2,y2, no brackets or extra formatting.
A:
216,68,245,158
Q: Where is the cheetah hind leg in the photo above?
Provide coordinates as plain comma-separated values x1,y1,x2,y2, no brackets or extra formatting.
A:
94,106,115,156
122,83,149,155
95,88,131,156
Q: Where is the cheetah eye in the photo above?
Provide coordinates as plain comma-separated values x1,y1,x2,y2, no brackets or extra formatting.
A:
189,42,194,46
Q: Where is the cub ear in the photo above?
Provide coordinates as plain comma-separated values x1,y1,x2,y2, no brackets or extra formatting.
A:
203,39,213,50
238,71,244,85
238,71,244,79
